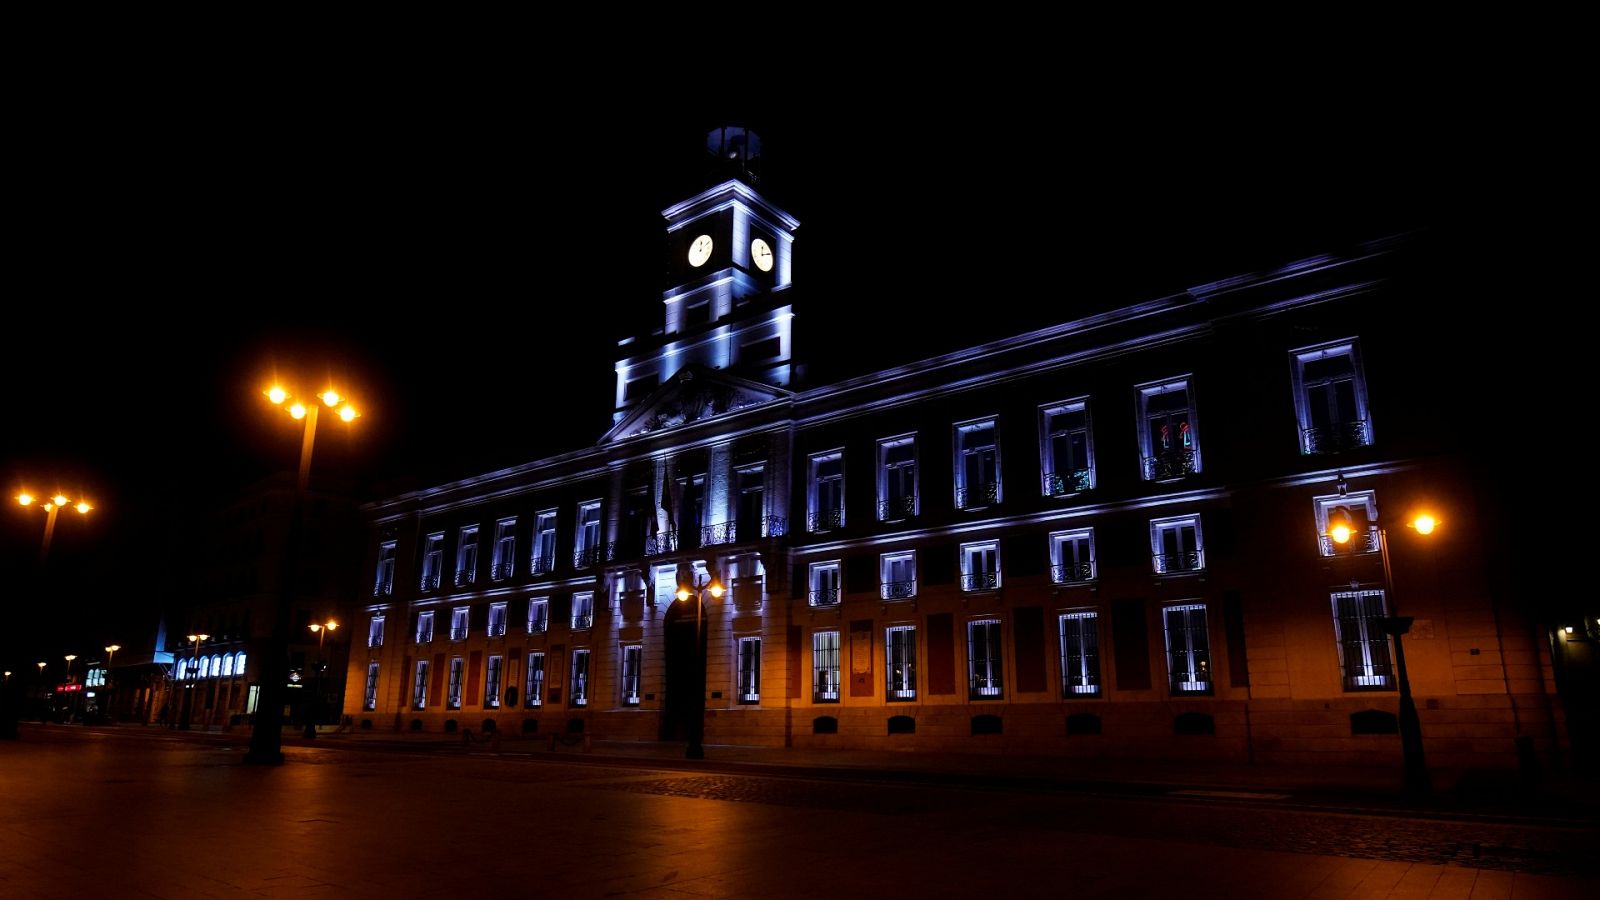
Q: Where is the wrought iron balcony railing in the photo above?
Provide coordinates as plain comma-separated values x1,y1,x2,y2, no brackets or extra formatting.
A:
453,569,476,588
1052,562,1095,584
488,622,506,638
1302,419,1371,455
416,629,434,644
1152,551,1202,574
573,546,603,569
491,562,515,582
373,579,394,597
961,572,1000,592
526,617,547,635
878,494,917,522
419,573,441,592
809,507,844,533
701,521,737,546
704,517,788,547
528,555,555,576
1143,449,1197,481
970,679,1002,700
956,482,1000,510
1319,529,1380,556
449,627,468,641
808,588,840,607
571,613,592,631
881,580,916,601
645,530,680,556
1043,469,1092,497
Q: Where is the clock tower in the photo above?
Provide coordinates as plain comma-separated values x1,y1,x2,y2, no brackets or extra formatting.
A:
611,126,800,423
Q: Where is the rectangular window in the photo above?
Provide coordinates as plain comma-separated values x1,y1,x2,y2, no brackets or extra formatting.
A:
968,619,1003,699
571,650,590,707
1049,529,1096,584
954,418,1000,509
1331,589,1393,690
1059,612,1101,696
368,615,385,649
886,625,917,701
492,517,517,580
808,450,845,532
1314,489,1380,556
1163,604,1212,695
877,434,918,521
374,540,396,596
621,645,643,707
527,597,549,634
531,510,558,575
813,630,840,703
654,566,679,607
450,607,470,641
737,637,761,703
808,561,841,607
420,532,444,591
1150,515,1204,575
571,592,594,631
454,526,479,586
881,550,916,600
416,610,435,644
447,656,465,709
526,652,545,707
574,501,602,568
488,601,508,637
1040,399,1094,495
485,655,503,709
364,662,380,711
1292,339,1372,454
960,540,1001,592
412,659,429,709
734,467,769,542
1138,378,1200,480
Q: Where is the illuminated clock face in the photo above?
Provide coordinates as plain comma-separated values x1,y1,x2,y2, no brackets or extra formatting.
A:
687,234,714,267
750,237,774,272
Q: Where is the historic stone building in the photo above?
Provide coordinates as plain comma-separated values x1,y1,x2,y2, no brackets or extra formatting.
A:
344,129,1562,771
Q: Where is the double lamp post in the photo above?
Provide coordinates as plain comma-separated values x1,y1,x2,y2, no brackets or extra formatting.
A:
674,569,723,760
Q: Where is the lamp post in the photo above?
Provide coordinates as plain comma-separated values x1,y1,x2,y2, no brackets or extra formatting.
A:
63,654,78,723
247,383,359,766
1327,485,1438,796
674,570,723,759
180,633,209,730
304,620,337,739
104,645,120,721
16,491,93,565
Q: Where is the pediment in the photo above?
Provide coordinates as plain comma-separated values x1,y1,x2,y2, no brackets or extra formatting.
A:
601,365,789,443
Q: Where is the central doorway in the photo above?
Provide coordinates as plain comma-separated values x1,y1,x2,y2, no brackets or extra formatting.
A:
660,596,701,741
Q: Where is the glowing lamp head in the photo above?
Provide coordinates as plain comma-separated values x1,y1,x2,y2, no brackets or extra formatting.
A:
64,655,76,662
676,588,691,603
320,389,341,407
309,624,322,634
1565,626,1575,635
1327,506,1355,545
37,662,46,671
52,495,69,508
338,404,358,423
326,621,338,631
75,502,91,514
106,645,120,653
1411,514,1438,536
289,402,307,420
267,386,288,405
708,582,725,599
17,492,33,506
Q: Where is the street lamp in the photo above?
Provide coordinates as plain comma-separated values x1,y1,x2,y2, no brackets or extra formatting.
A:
247,382,360,766
63,655,78,723
304,620,337,739
675,570,724,760
1326,480,1439,795
181,633,209,730
16,491,93,564
104,645,120,721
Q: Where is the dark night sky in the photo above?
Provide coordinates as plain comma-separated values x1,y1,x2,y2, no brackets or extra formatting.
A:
1,88,1553,668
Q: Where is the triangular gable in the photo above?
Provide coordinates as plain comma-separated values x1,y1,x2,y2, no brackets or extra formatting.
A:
601,365,790,443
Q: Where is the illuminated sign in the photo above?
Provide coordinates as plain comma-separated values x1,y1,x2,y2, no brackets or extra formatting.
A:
57,683,83,692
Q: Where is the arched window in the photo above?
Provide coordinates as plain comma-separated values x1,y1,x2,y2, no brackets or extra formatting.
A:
199,656,210,678
222,655,234,677
235,652,247,674
211,655,223,678
175,662,186,680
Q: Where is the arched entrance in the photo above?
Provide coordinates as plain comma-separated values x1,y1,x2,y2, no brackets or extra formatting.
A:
660,592,703,741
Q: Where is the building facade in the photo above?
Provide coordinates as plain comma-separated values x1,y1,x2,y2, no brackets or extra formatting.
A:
345,131,1563,771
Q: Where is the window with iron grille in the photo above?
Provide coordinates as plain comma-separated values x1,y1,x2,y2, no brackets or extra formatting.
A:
1049,529,1095,584
363,662,380,711
526,652,545,707
1039,399,1094,495
960,540,1001,592
447,656,464,709
880,550,916,600
1059,612,1101,696
954,418,1000,509
531,510,558,575
886,625,917,701
737,637,761,703
808,450,845,532
575,501,602,567
455,526,479,585
877,434,918,520
968,619,1003,699
1331,589,1393,690
808,560,841,607
374,540,396,596
420,532,444,590
450,607,470,641
1138,378,1200,480
621,645,643,707
412,659,429,709
571,592,594,631
1162,604,1212,695
488,601,508,637
813,630,840,703
1291,339,1372,454
416,610,435,644
1150,515,1204,575
570,650,590,707
527,597,549,634
492,518,517,580
368,614,385,648
485,656,503,709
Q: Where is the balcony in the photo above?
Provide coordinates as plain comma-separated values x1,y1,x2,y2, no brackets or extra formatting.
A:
644,530,681,555
419,573,441,592
453,569,476,588
1320,529,1380,557
488,621,506,638
1043,469,1092,497
449,627,468,641
573,546,603,569
1152,551,1202,575
703,517,787,547
1052,562,1095,584
957,482,1000,511
571,613,593,631
490,562,515,582
1143,449,1197,482
526,614,548,635
808,507,844,533
878,494,917,522
1302,420,1371,455
881,580,916,601
808,587,840,607
529,556,555,577
373,579,394,597
961,572,999,592
416,630,434,644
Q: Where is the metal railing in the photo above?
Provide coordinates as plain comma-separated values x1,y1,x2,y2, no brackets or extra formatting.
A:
529,555,555,576
878,495,917,521
1052,562,1095,584
1319,529,1380,556
1152,551,1202,574
1302,419,1371,455
453,569,476,587
449,627,468,641
527,616,547,635
808,507,845,533
1043,469,1092,496
956,482,1000,510
1143,449,1197,481
701,521,737,546
571,613,592,631
881,580,916,601
419,573,441,592
645,530,680,555
416,629,434,644
573,546,603,568
490,562,514,582
808,588,840,607
961,572,1000,592
373,579,393,597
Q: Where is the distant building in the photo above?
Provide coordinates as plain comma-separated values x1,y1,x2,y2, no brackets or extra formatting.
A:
344,128,1564,772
